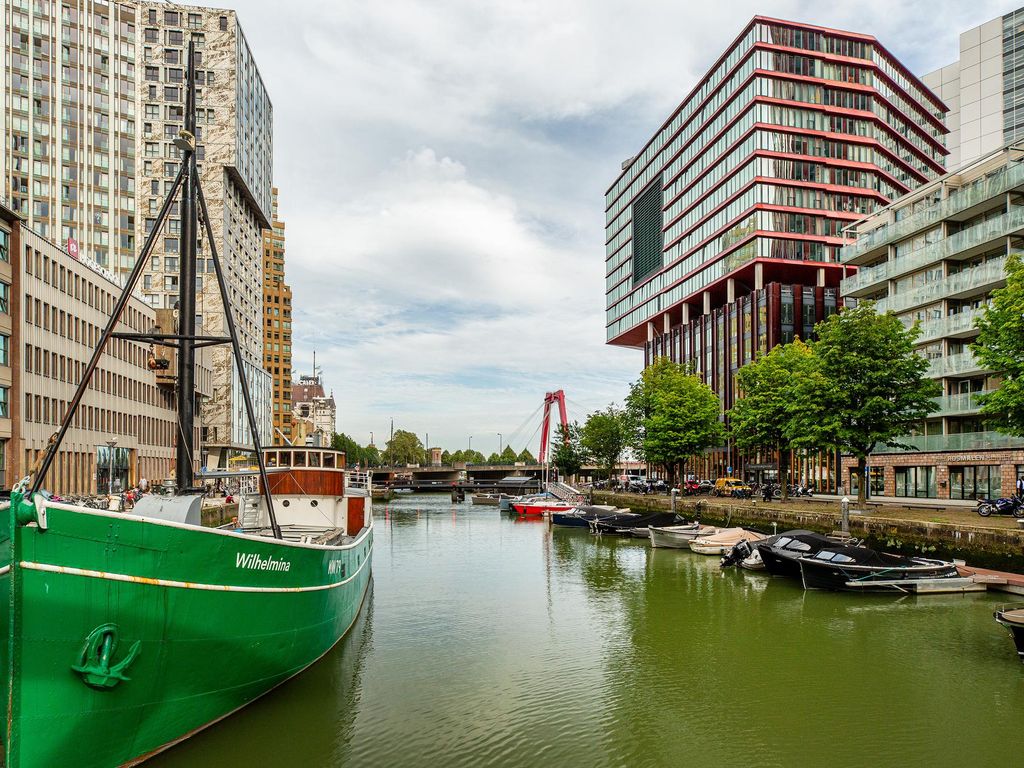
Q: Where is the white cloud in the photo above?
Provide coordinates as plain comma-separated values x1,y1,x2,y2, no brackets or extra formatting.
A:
235,0,1010,454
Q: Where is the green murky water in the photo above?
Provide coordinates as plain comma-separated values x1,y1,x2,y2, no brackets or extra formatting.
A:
152,493,1023,767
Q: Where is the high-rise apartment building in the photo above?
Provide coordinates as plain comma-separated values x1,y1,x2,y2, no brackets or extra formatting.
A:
262,187,292,445
1,0,139,271
605,16,949,487
922,7,1024,171
0,1,274,468
840,144,1024,500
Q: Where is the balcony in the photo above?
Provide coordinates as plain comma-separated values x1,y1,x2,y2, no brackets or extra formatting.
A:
929,390,993,417
911,308,982,344
873,430,1024,454
842,160,1024,262
841,208,1024,296
875,258,1007,315
926,350,990,378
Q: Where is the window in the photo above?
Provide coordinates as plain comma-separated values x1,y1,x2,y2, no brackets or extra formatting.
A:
632,176,664,285
219,15,228,30
0,334,9,366
0,387,9,418
0,281,8,314
0,229,8,262
894,466,936,498
949,465,1001,501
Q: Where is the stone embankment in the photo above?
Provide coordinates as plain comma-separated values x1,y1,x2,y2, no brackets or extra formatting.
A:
594,491,1024,572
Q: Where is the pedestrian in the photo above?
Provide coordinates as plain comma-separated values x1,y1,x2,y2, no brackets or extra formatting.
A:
1016,475,1024,499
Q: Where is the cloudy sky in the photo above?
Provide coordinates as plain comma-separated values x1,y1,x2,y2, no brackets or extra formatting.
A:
236,0,1009,457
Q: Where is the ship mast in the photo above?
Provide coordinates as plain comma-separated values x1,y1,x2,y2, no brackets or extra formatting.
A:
30,39,282,539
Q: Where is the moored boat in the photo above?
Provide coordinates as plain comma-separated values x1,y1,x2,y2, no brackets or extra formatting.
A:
512,499,576,516
689,527,767,556
755,530,840,579
551,505,625,528
797,545,960,592
649,523,718,548
471,493,512,506
591,511,681,535
994,605,1024,662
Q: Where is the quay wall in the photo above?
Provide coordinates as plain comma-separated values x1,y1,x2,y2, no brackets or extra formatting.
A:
594,492,1024,572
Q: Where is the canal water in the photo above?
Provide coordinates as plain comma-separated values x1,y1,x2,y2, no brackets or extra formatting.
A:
152,493,1023,768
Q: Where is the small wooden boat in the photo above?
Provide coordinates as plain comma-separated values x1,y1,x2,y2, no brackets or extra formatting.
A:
649,523,718,548
797,545,960,592
994,605,1024,662
689,527,766,555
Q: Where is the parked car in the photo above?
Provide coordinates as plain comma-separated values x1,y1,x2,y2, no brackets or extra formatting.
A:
712,478,753,497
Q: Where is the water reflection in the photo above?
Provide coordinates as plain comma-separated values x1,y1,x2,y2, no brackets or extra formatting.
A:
152,495,1023,768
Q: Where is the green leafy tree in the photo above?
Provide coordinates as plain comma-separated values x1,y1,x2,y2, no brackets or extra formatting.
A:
330,432,362,466
551,422,587,480
449,449,465,464
441,449,452,465
464,449,486,464
729,340,819,499
363,444,381,468
517,448,536,464
580,407,628,481
800,302,940,504
383,429,426,466
499,445,518,463
626,357,724,485
487,452,501,464
973,252,1024,434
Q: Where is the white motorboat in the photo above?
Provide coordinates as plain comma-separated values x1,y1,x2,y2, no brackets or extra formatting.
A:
648,523,718,548
689,527,767,556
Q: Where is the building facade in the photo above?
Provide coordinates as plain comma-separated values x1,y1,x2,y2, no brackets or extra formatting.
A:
262,187,292,445
922,7,1024,171
605,16,949,487
1,201,211,494
291,373,335,447
0,1,274,469
134,3,272,466
840,143,1024,500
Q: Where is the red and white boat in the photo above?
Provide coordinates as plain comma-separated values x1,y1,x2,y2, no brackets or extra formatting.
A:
511,499,576,516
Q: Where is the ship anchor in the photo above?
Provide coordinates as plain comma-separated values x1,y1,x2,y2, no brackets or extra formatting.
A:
71,623,141,690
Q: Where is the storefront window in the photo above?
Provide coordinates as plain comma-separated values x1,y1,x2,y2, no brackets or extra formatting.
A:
96,445,130,494
894,466,936,498
949,465,1001,500
869,466,885,496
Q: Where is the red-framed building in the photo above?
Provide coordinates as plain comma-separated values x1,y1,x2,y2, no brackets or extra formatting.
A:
605,17,949,489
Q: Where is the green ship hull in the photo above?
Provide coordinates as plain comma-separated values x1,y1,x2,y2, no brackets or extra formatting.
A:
0,494,372,767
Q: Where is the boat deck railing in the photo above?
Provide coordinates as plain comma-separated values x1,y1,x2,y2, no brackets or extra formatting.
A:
346,470,372,494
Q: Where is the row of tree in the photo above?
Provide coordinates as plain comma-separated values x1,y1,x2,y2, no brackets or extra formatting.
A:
329,429,536,468
551,302,942,504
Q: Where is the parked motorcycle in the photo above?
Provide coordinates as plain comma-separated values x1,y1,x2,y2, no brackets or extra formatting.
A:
977,496,1024,517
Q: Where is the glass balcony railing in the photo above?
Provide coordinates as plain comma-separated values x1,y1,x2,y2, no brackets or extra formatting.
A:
873,430,1024,454
875,257,1007,315
928,390,993,417
842,207,1024,296
842,160,1024,262
912,308,983,344
926,350,990,378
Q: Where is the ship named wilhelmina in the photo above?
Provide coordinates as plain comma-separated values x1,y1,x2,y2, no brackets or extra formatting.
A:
0,38,373,768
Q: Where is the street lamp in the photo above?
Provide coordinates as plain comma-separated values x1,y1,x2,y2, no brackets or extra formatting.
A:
369,431,374,446
498,433,502,459
106,438,118,496
468,436,473,455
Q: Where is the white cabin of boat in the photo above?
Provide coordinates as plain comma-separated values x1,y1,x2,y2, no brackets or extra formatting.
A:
242,447,372,542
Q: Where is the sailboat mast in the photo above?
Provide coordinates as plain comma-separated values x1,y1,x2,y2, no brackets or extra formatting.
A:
175,39,199,492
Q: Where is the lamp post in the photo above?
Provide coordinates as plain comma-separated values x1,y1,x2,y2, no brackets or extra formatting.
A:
106,438,118,496
468,436,473,459
370,431,373,446
498,433,502,460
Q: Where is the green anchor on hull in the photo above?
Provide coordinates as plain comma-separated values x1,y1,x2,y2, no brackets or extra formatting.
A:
71,623,141,689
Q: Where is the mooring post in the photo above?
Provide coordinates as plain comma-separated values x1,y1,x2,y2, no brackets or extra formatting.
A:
671,487,678,515
841,496,850,534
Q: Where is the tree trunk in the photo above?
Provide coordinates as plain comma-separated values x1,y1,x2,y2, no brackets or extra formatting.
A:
856,454,866,505
779,444,789,501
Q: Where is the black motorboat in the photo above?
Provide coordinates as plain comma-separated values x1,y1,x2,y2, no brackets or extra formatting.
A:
797,544,960,592
591,511,683,535
551,505,626,528
994,605,1024,662
756,530,844,579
